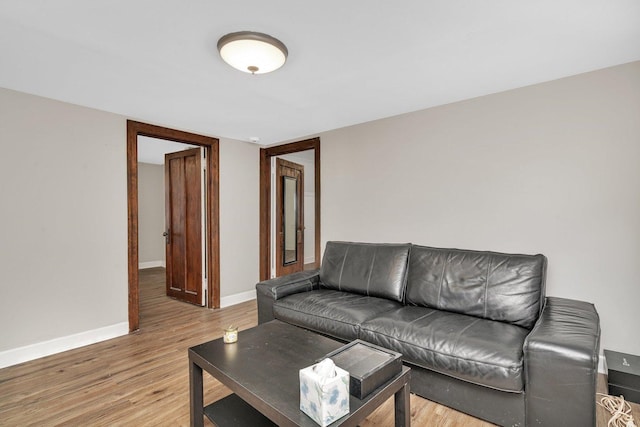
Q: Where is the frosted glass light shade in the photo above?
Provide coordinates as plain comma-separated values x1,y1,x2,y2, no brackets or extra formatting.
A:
217,31,288,74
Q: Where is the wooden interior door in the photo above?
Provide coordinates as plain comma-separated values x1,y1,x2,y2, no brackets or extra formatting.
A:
164,148,204,305
276,158,304,276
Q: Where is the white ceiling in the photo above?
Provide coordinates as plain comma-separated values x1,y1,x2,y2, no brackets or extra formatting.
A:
1,1,639,146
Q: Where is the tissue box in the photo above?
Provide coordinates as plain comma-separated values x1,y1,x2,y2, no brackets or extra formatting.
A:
299,361,350,426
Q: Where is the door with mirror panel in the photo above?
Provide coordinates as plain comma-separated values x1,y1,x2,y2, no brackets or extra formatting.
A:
275,158,304,276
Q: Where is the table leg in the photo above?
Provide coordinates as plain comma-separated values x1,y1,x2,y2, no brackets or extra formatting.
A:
190,360,204,427
394,381,410,427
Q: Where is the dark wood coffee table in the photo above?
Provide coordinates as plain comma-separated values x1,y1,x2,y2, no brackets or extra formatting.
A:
189,320,411,426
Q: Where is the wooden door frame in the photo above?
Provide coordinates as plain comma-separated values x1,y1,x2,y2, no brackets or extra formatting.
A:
260,137,320,281
127,120,220,332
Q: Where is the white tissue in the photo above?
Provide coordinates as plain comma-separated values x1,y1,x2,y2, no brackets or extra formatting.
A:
313,358,337,379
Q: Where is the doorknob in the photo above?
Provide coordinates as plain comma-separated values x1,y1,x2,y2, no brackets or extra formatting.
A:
163,229,170,244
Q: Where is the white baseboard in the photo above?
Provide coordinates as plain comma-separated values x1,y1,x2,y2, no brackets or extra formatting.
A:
304,256,315,265
598,353,606,374
220,290,256,308
139,260,165,269
0,322,129,369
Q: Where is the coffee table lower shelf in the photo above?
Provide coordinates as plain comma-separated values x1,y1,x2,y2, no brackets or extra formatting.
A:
203,394,276,427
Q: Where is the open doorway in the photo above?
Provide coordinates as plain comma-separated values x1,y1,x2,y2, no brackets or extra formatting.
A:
127,120,220,332
260,137,320,281
272,151,316,277
138,137,207,307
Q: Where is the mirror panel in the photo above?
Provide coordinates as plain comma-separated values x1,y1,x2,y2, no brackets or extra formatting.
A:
283,176,298,265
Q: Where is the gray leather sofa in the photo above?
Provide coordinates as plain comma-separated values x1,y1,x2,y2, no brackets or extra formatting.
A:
256,241,601,426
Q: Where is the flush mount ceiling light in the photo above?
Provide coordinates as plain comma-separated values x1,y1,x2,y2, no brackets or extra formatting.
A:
217,31,288,75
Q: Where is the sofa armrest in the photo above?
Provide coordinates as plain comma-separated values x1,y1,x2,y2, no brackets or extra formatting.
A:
523,296,601,426
255,270,320,324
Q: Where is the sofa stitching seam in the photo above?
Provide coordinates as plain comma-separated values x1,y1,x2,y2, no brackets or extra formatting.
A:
407,310,437,325
366,248,376,296
452,318,481,356
484,256,492,319
437,253,448,309
338,246,349,291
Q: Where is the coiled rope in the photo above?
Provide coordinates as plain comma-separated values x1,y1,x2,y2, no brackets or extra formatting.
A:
597,393,637,427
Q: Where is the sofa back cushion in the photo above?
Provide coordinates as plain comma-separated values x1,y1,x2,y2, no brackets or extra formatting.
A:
320,241,411,302
406,245,546,329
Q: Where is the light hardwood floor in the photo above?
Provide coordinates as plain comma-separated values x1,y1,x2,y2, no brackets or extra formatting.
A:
0,267,637,426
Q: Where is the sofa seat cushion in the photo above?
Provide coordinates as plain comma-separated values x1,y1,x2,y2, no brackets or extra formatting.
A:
360,306,529,392
273,289,403,341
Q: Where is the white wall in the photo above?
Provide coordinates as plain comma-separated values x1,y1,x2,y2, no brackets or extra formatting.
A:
319,61,640,357
0,87,261,366
0,87,128,354
138,162,165,266
219,138,260,301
